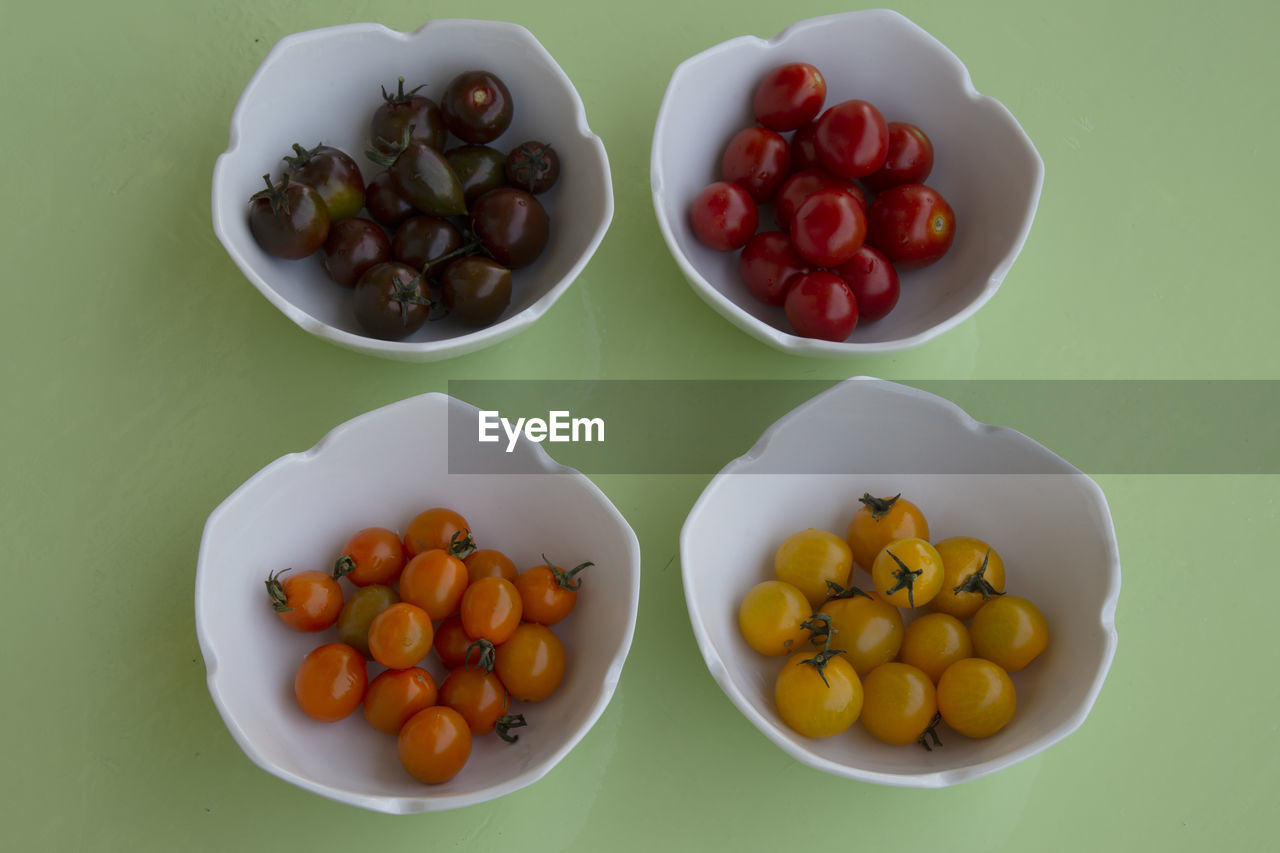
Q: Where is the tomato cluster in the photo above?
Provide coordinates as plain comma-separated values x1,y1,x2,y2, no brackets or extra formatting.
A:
738,492,1048,747
688,62,957,341
248,72,560,340
267,506,592,785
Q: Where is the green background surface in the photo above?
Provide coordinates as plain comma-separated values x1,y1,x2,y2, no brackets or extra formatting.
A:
2,0,1275,849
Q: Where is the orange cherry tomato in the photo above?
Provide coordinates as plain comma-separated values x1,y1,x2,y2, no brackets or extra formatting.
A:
871,538,944,609
433,615,475,670
266,569,343,632
398,706,472,784
399,549,469,620
738,579,813,656
513,556,593,626
294,643,367,722
332,526,407,587
930,537,1006,620
439,665,517,736
845,493,930,571
899,612,973,683
970,595,1049,673
816,589,903,676
859,662,938,746
335,584,399,657
363,667,438,735
460,577,522,645
494,623,566,702
404,507,472,558
368,602,435,669
463,548,518,583
937,657,1016,738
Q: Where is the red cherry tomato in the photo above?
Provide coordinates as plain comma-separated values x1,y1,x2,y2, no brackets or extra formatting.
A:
790,121,822,171
832,244,900,322
333,527,406,587
784,271,858,341
814,99,889,179
689,182,759,251
866,184,956,268
739,231,811,306
721,126,791,203
862,122,934,193
774,168,864,229
790,188,867,267
753,62,826,131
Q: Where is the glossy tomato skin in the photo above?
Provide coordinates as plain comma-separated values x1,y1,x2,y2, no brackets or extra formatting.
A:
937,657,1016,738
445,145,508,206
334,526,407,587
494,623,566,702
363,667,438,735
398,706,472,784
389,141,467,217
336,584,399,657
391,215,463,274
440,666,509,734
832,244,899,322
861,122,934,193
753,62,826,131
294,643,367,722
284,143,365,222
248,175,329,260
774,528,854,606
790,121,822,171
774,169,864,229
930,537,1006,620
866,184,956,268
367,602,435,669
267,569,343,632
818,592,904,676
738,231,811,306
433,615,473,670
323,218,391,288
460,577,523,645
505,141,560,194
365,170,416,228
871,537,945,609
775,651,863,737
739,580,813,656
970,596,1049,672
784,271,858,342
814,99,889,179
689,182,758,251
399,549,470,620
845,493,930,572
899,612,972,683
789,188,866,267
353,262,431,340
370,78,446,154
860,662,938,746
404,507,471,557
441,70,513,144
514,562,585,626
463,549,518,583
721,126,791,203
470,187,549,269
440,257,512,326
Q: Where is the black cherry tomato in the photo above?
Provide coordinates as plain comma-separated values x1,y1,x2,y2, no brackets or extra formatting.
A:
470,187,549,269
352,262,431,340
248,173,329,260
442,70,513,144
391,216,463,274
370,77,446,154
365,170,416,228
323,217,391,287
440,257,512,326
505,141,559,194
445,145,509,206
283,143,365,222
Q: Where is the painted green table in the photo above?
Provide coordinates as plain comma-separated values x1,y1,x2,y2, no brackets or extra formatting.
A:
2,0,1274,849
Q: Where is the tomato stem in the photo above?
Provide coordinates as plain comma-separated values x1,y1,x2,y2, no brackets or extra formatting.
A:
799,615,843,686
264,569,294,613
332,554,356,581
465,639,496,673
381,76,427,106
249,173,292,216
543,553,593,591
366,124,414,168
883,549,923,608
282,142,323,171
824,580,872,602
447,529,478,559
800,612,832,646
953,550,1003,600
859,492,900,521
495,714,527,744
917,713,943,751
388,273,431,325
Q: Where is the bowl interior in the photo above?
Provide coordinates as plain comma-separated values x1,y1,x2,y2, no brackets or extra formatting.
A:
652,11,1042,350
196,394,639,811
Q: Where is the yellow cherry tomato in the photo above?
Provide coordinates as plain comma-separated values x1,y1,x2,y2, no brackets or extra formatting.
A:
970,595,1049,673
817,591,903,676
738,580,813,656
929,537,1006,620
937,658,1016,738
860,662,939,746
845,493,930,571
899,612,973,683
774,528,853,606
871,538,944,609
774,649,863,738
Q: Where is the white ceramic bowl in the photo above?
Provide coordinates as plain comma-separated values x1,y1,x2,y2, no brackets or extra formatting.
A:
680,378,1120,786
195,393,640,812
212,21,613,361
652,11,1043,355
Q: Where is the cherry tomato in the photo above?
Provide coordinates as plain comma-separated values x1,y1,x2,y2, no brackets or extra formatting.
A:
391,215,462,273
813,99,889,179
866,184,956,268
440,257,512,326
789,188,867,267
248,173,329,260
283,142,365,222
816,589,903,676
433,615,474,670
294,643,367,722
385,138,467,216
404,507,472,558
790,121,822,170
784,271,858,342
446,145,509,206
265,569,343,632
335,584,399,657
470,187,550,270
930,537,1006,620
333,526,407,587
398,706,472,784
937,658,1016,738
367,602,435,669
774,168,864,229
460,577,523,645
720,126,791,203
845,493,930,572
463,548,518,583
370,77,446,155
363,667,438,735
860,662,938,746
689,181,758,252
899,612,973,682
494,623,566,702
832,244,899,323
872,538,945,609
365,170,415,228
514,557,592,626
971,596,1049,673
439,665,511,735
323,217,391,287
505,140,560,194
738,580,813,656
753,62,826,131
861,122,934,193
399,549,469,620
441,70,513,145
774,648,863,737
774,528,853,606
353,262,431,341
738,231,811,306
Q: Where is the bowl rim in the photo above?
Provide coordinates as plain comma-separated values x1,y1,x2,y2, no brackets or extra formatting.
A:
194,391,642,812
211,19,615,362
678,376,1121,786
650,9,1046,356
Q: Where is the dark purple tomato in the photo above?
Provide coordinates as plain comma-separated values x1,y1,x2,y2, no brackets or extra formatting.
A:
365,170,416,228
832,244,900,322
389,141,467,216
370,77,446,154
440,257,512,326
323,218,391,287
441,71,513,144
352,262,431,340
283,143,365,221
505,141,559,194
470,187,549,269
738,231,811,306
248,174,330,259
444,145,508,206
391,216,464,273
